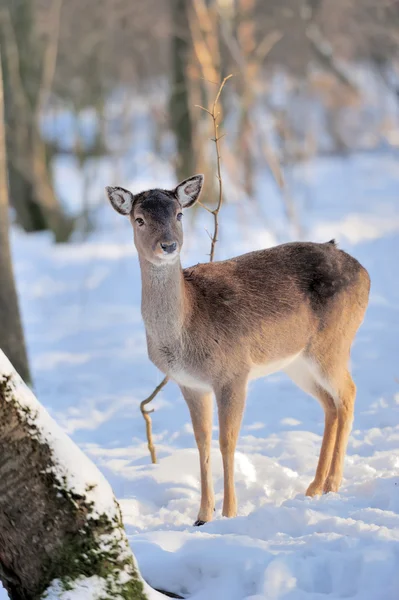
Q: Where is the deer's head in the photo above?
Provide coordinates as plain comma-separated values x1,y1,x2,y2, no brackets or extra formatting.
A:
106,175,204,265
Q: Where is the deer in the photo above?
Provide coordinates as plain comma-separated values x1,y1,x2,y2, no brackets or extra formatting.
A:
106,174,370,526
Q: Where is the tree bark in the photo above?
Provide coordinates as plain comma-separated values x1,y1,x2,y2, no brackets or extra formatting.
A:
0,350,151,600
169,0,195,182
0,51,31,384
0,0,74,241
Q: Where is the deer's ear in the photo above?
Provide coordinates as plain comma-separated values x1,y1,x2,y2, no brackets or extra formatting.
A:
105,186,134,215
174,174,204,208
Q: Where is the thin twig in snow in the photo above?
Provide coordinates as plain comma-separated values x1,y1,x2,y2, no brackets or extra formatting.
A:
140,376,169,464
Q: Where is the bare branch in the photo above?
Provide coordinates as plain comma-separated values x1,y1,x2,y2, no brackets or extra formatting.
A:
205,75,233,262
195,104,213,116
197,199,214,213
212,74,233,118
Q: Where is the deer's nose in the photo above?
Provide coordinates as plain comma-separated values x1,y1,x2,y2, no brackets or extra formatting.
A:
160,241,177,254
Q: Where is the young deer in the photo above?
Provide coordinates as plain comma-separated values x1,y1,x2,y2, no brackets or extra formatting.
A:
106,175,370,526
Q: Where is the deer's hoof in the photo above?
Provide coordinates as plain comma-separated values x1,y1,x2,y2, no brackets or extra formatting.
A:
193,520,206,527
306,480,323,497
323,476,341,494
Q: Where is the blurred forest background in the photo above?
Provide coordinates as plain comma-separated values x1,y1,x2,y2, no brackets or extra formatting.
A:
1,0,399,379
3,0,399,229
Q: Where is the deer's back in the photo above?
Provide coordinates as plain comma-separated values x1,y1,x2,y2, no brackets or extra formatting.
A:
183,241,369,339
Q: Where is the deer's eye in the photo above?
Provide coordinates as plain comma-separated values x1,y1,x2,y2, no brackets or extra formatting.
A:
135,217,145,227
177,213,183,221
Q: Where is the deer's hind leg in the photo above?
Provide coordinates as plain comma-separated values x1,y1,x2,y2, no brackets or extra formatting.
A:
286,341,356,496
285,357,339,496
306,387,339,497
323,370,356,493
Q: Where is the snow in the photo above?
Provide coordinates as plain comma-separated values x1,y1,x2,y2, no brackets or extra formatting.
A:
42,576,164,600
43,575,165,600
42,576,113,600
1,152,399,599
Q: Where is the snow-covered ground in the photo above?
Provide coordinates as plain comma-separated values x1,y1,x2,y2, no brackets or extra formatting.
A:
2,153,399,599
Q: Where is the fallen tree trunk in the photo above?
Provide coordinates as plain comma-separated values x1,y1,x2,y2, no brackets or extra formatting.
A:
0,349,155,599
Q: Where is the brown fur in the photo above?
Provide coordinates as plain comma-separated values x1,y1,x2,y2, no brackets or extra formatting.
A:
106,178,370,525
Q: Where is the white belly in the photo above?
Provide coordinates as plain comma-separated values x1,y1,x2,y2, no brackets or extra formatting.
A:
172,353,303,390
249,352,302,380
170,369,213,392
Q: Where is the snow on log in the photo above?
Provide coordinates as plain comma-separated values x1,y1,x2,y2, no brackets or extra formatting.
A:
0,349,151,599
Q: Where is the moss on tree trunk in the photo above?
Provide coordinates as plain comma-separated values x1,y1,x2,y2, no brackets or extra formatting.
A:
0,352,149,599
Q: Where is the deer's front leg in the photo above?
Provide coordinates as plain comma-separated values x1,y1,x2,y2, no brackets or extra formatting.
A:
180,386,214,525
216,376,248,518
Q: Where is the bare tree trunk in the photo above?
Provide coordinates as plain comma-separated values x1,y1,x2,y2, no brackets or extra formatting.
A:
236,0,257,198
0,51,31,384
169,0,195,181
0,0,43,233
0,350,150,600
0,0,74,241
189,0,222,200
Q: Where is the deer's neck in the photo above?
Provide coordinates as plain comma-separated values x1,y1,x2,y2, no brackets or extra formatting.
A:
139,256,187,344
